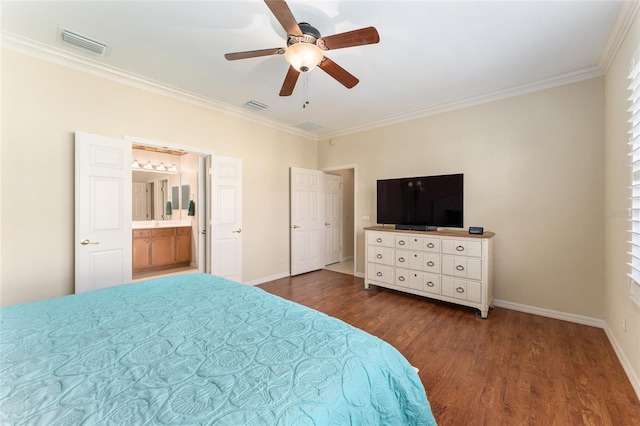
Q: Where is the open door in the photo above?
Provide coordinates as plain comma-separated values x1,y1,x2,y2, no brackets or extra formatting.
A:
75,132,132,293
211,155,243,281
290,167,325,275
325,173,343,265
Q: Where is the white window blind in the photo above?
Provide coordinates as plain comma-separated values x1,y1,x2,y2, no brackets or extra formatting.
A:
628,46,640,308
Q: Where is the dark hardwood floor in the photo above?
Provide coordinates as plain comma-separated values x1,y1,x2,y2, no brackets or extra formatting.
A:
258,269,640,426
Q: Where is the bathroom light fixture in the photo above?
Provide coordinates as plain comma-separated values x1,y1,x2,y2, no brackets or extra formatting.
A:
132,160,178,174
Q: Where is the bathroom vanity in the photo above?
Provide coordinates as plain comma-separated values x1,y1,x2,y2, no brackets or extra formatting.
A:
132,221,192,274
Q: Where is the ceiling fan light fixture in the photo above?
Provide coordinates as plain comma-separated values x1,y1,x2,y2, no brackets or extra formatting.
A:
284,42,323,73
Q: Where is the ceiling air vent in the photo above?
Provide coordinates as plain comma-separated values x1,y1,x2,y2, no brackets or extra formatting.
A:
244,100,269,111
58,27,108,56
295,121,322,131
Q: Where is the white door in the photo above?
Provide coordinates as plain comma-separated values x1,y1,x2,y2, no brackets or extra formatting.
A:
132,182,147,220
290,167,325,275
212,155,242,281
75,132,132,293
325,173,342,265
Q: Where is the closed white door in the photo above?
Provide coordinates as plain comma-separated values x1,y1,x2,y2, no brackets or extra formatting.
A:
212,155,242,281
325,173,342,265
290,167,325,275
75,132,132,293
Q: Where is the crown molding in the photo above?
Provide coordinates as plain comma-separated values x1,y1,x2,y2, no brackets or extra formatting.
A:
599,0,640,73
0,31,318,141
318,65,604,140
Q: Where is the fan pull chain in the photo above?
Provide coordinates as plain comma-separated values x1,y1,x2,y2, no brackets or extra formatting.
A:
303,74,310,109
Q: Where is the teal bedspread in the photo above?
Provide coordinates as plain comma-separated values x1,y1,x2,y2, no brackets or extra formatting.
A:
0,273,437,425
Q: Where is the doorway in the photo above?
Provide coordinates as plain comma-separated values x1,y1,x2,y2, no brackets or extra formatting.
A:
130,142,207,281
323,165,356,276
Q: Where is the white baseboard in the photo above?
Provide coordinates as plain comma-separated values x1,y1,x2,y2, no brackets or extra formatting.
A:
243,271,290,286
492,299,605,328
603,323,640,400
493,298,639,401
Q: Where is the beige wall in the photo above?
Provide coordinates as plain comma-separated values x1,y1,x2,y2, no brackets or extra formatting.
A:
319,77,606,318
604,11,640,391
0,49,315,306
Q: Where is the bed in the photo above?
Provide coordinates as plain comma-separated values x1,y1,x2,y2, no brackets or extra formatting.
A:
0,273,437,425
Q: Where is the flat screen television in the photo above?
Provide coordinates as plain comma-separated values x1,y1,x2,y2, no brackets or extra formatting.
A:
376,173,463,231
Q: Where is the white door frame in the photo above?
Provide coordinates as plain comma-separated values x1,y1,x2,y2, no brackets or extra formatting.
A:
322,164,358,276
125,135,214,273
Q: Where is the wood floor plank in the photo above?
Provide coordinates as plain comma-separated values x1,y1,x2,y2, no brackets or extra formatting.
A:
258,270,640,425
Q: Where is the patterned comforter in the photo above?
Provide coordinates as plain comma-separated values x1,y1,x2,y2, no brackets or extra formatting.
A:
0,273,437,425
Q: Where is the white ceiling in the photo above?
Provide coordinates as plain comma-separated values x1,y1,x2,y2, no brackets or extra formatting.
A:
0,1,630,139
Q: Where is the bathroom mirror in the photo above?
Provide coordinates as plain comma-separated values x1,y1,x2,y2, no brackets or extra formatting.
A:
132,170,181,220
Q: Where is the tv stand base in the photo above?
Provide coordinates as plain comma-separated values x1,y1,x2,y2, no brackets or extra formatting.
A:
395,224,438,232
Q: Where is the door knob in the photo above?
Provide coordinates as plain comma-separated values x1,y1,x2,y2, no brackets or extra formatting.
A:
325,222,330,226
232,228,242,233
292,225,300,229
80,239,99,246
201,230,207,235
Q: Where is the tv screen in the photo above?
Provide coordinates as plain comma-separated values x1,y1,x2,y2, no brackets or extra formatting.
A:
377,174,463,229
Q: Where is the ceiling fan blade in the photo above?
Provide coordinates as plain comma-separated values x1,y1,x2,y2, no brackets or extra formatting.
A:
264,0,303,36
318,57,359,89
319,27,380,50
280,66,300,96
225,47,284,61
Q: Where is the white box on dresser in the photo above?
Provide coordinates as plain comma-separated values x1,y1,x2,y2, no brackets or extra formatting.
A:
365,226,495,318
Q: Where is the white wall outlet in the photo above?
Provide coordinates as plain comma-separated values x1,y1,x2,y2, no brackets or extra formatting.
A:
362,215,370,221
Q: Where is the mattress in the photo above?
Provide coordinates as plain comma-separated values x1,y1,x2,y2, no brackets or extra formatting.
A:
0,273,437,425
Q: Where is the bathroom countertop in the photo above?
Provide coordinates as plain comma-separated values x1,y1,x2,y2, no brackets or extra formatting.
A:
132,220,192,229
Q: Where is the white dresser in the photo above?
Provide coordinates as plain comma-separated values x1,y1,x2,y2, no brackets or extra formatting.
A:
365,226,495,318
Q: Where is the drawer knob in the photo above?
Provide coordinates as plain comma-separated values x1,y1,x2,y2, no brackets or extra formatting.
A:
456,287,465,293
398,240,405,245
376,238,382,243
427,243,435,248
376,253,383,259
426,281,435,287
427,261,435,267
398,276,405,281
377,272,382,277
456,265,465,271
398,257,405,262
456,245,465,252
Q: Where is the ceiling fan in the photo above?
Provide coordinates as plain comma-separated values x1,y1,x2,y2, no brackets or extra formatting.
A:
224,0,380,96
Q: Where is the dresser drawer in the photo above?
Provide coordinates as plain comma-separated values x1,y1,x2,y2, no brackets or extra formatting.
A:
442,256,482,280
404,270,441,295
423,254,440,273
441,239,482,257
397,235,440,253
368,231,395,247
367,263,395,285
442,277,482,303
368,246,395,266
